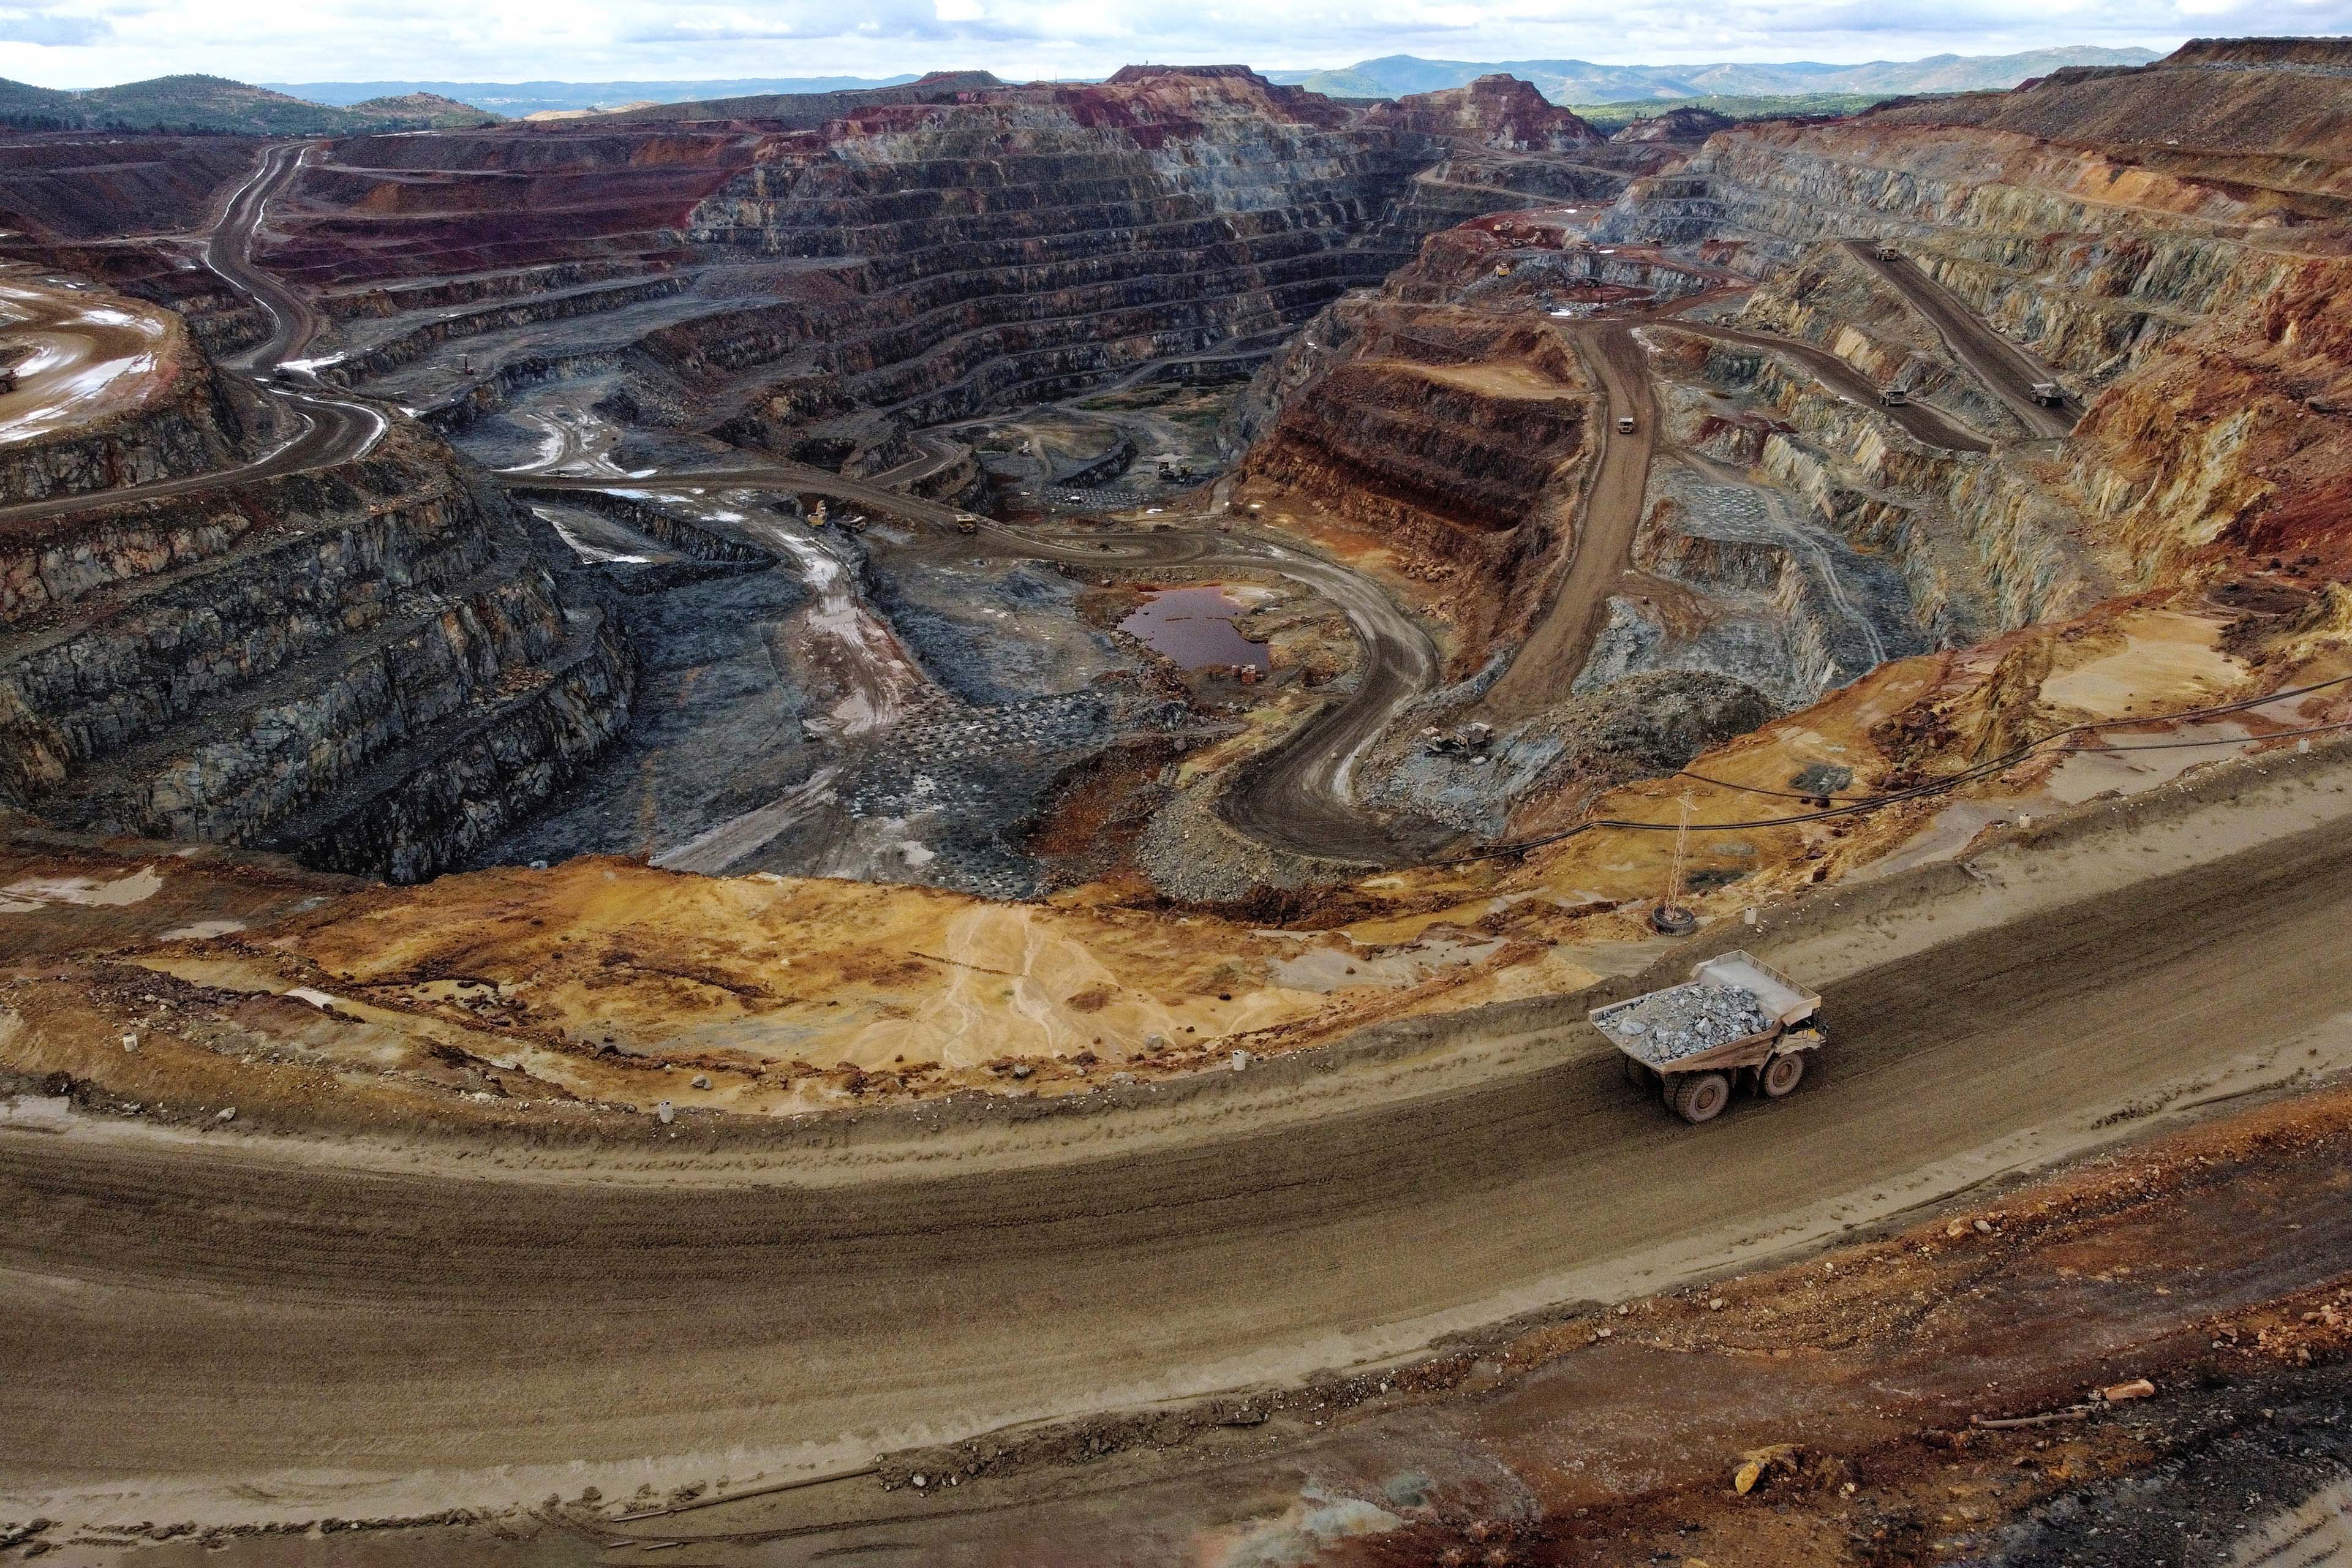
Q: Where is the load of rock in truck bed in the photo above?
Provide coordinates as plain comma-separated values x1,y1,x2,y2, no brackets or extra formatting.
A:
1599,982,1773,1064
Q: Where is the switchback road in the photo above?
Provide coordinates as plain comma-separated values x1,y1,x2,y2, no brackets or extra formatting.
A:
1663,317,1994,452
1844,239,2081,439
0,141,386,532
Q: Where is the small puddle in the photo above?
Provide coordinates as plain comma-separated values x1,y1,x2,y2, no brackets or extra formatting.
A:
1120,586,1270,674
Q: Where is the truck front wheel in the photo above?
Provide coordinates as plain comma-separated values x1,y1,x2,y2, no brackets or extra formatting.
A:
1672,1072,1732,1125
1762,1052,1806,1099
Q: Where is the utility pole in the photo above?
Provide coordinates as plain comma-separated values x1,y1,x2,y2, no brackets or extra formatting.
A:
1649,791,1698,935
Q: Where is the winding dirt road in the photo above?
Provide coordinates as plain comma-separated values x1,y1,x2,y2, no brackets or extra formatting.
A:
525,464,1457,864
7,771,2352,1519
0,141,386,531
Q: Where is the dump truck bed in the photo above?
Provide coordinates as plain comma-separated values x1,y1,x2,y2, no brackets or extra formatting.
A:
1587,949,1821,1072
1690,950,1817,1025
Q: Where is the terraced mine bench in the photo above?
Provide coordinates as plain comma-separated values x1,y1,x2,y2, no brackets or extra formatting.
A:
1591,950,1826,1125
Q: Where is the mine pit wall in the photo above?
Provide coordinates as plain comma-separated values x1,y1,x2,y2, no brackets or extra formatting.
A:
1229,230,1754,668
1237,342,1591,662
274,80,1449,478
677,101,1426,429
1635,516,1787,594
268,611,635,884
1377,156,1626,237
0,322,246,507
315,260,669,322
1686,342,2090,643
507,488,774,564
316,275,698,389
1608,115,2351,578
0,432,634,882
263,130,769,287
1621,514,1841,705
1724,249,2017,436
420,349,628,434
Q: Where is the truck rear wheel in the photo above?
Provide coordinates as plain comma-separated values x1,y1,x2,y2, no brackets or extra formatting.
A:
1762,1052,1806,1098
1672,1071,1732,1125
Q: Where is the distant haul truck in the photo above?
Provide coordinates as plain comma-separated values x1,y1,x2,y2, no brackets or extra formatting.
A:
1616,415,1637,435
1874,243,1902,261
954,513,981,535
2030,382,2067,406
1880,386,1911,407
1590,950,1826,1125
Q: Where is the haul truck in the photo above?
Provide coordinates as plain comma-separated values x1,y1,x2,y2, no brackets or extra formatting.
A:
1589,950,1825,1125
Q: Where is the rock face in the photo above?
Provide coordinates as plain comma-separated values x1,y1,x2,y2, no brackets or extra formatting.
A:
244,68,1436,475
1231,218,1716,667
1539,34,2352,808
679,69,1421,438
0,428,632,881
1611,107,1735,144
0,132,261,242
0,381,243,505
0,281,248,505
1366,77,1638,238
1601,38,2352,623
1363,76,1605,152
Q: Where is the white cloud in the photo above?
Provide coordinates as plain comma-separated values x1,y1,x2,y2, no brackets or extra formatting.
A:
0,0,2336,91
0,5,108,44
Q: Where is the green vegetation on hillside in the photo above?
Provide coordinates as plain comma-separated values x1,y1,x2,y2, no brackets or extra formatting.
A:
1574,92,1906,130
0,74,500,134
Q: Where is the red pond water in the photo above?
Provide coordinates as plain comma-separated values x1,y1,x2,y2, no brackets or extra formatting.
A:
1118,585,1270,674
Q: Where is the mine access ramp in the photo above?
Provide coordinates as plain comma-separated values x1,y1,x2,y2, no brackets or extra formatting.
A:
1589,949,1825,1125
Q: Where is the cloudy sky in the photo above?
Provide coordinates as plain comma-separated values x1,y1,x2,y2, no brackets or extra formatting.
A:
0,0,2343,89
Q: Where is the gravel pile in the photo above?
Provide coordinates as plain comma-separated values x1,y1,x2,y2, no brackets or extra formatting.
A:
1606,982,1771,1061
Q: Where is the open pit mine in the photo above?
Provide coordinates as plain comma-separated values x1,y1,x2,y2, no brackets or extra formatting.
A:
4,40,2352,1566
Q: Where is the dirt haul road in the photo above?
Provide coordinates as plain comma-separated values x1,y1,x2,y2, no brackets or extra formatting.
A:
1662,318,1993,452
0,139,386,530
1842,239,2081,439
1480,322,1657,722
1205,533,1453,863
9,767,2352,1519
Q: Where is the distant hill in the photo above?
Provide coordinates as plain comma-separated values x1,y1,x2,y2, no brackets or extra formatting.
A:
1268,46,2162,104
1572,91,1907,131
266,75,921,118
343,92,507,129
0,74,500,133
600,72,1006,125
